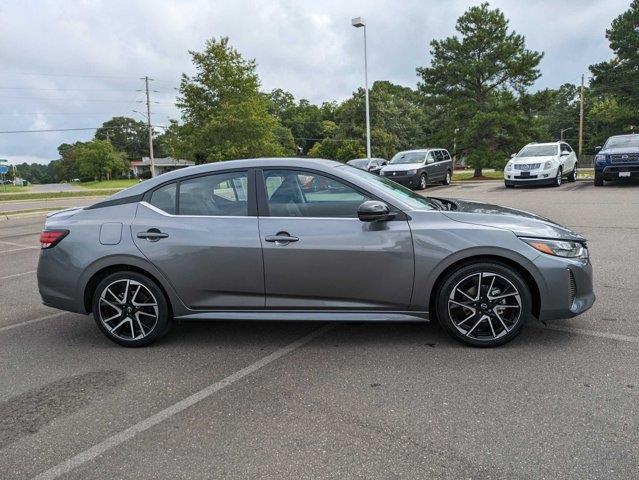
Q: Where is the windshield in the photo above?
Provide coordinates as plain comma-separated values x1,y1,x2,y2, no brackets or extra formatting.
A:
517,145,558,157
347,159,368,168
604,135,639,149
342,165,437,210
390,151,426,164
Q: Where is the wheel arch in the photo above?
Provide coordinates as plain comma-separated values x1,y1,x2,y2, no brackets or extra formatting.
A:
427,254,542,321
80,256,184,316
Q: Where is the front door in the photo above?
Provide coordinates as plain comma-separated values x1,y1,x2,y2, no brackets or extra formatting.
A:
258,168,414,310
132,170,264,310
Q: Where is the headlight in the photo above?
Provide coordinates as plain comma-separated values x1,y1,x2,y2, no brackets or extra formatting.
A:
544,161,553,170
595,154,606,163
406,169,417,175
520,237,588,259
505,163,512,171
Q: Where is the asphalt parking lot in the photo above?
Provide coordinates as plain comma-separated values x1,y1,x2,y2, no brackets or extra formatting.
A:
1,180,637,479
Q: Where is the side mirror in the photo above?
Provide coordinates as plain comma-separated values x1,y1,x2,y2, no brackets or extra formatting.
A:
560,151,569,156
358,200,396,222
594,146,602,154
510,153,516,158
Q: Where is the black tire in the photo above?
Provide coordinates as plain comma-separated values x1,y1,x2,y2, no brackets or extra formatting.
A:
435,262,532,348
594,171,604,187
92,271,172,347
417,173,428,190
552,167,562,187
505,182,514,189
568,164,577,182
442,170,452,185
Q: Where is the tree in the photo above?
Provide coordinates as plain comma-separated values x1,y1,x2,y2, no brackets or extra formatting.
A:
74,140,127,180
52,142,82,181
95,117,150,159
173,37,287,162
417,2,543,176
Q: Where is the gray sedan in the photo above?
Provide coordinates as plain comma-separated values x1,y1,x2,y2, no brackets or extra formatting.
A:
37,158,595,347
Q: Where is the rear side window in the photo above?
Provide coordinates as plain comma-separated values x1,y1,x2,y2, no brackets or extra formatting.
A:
149,183,177,214
179,171,248,216
442,150,451,160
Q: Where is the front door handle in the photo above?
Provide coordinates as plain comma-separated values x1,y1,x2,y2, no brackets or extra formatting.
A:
137,228,169,241
265,232,299,245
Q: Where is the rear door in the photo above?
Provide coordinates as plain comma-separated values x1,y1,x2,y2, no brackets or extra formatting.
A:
132,170,265,310
257,168,414,310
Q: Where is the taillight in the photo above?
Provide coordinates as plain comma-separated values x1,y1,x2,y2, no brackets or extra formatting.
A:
40,229,69,249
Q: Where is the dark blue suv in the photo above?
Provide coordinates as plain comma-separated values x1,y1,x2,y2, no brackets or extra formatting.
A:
594,134,639,186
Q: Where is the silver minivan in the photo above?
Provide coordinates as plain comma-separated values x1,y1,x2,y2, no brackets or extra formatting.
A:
380,149,453,189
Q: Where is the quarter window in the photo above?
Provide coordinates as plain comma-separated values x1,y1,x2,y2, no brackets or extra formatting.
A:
263,169,370,218
149,183,177,214
179,171,249,216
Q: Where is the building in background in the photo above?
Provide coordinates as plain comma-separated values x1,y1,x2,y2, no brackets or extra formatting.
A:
130,157,195,178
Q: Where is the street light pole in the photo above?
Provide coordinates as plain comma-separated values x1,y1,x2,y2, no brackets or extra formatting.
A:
560,127,572,141
352,17,371,164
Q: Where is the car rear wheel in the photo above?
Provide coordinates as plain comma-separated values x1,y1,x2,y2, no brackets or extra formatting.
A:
568,164,577,182
435,262,532,347
442,170,451,185
594,171,604,186
418,173,428,190
92,271,171,347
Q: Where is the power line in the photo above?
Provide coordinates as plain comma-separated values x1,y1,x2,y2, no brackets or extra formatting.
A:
0,125,167,134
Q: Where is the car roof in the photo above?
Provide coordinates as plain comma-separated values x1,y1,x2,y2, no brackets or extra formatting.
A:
525,142,561,146
108,157,344,200
607,134,639,139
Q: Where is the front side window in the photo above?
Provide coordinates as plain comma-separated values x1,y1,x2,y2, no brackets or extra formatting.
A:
149,182,177,214
179,171,248,216
263,169,370,218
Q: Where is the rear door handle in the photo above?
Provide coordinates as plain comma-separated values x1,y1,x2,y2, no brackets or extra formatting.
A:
265,232,299,245
137,229,169,241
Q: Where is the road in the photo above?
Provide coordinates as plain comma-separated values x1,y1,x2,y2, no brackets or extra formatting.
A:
0,197,103,214
0,181,637,479
29,183,85,193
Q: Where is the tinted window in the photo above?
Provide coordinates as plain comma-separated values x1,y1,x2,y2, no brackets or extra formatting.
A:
442,150,451,160
149,183,176,214
263,169,370,218
433,151,444,162
562,144,573,153
179,171,248,216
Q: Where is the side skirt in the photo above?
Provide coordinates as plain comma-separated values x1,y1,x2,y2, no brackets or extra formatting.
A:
174,310,429,322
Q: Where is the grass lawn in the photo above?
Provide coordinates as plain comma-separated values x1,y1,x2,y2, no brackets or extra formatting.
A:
79,179,138,189
453,169,503,181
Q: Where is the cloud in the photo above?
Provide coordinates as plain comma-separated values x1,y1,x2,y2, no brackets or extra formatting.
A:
0,0,630,163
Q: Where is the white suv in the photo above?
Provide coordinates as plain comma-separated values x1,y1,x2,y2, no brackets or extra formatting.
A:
504,142,578,188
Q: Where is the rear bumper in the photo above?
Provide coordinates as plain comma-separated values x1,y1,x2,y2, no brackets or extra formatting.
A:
534,254,595,321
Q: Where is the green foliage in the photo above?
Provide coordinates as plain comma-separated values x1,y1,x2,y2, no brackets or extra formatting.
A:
73,140,127,181
95,117,149,159
173,37,286,162
417,2,543,175
14,162,57,184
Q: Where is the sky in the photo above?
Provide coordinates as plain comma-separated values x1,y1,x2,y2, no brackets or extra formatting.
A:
0,0,630,165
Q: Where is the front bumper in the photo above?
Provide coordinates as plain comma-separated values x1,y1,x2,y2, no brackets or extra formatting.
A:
504,167,558,185
381,172,421,188
534,254,595,321
598,164,639,180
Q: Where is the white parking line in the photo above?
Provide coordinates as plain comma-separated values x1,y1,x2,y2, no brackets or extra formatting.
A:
31,324,333,480
0,312,67,333
537,324,639,344
0,239,39,248
0,270,36,281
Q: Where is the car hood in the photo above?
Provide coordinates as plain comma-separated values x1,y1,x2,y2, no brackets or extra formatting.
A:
510,155,556,164
601,146,639,155
437,198,585,242
381,162,424,172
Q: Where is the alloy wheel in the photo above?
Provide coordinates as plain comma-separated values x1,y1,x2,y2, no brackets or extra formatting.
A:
420,174,427,189
98,279,159,341
447,272,522,341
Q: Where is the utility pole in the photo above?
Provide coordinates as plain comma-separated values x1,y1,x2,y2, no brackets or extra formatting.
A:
578,74,584,161
143,76,156,177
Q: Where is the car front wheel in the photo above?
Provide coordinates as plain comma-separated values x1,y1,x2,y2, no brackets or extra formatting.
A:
553,167,562,187
92,271,172,347
418,173,428,190
435,262,532,347
594,171,604,186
